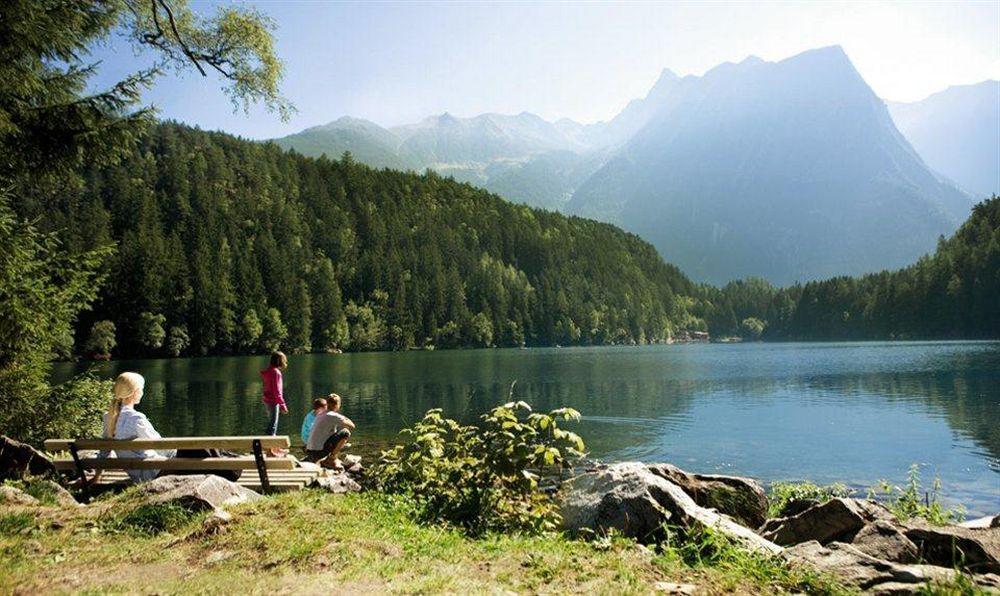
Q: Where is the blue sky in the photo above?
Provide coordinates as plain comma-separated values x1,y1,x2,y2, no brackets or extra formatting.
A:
89,1,999,139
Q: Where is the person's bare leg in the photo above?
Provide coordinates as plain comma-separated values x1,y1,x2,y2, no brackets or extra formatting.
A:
320,435,350,469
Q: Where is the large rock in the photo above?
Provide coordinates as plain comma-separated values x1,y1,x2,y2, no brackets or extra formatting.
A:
311,473,362,494
0,435,55,481
560,462,781,554
961,515,1000,529
783,540,958,592
851,520,919,563
903,521,1000,574
131,474,260,513
0,484,40,506
645,463,768,528
761,498,894,545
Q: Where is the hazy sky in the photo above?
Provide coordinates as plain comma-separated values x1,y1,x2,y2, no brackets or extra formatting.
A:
89,1,1000,139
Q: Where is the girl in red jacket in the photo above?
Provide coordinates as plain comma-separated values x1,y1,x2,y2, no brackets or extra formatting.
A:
261,351,289,456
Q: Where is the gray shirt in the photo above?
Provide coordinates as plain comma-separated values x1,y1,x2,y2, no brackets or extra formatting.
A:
101,405,176,482
306,411,349,451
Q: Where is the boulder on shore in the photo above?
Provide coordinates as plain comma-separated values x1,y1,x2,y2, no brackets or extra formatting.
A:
850,520,919,563
960,515,1000,530
760,497,894,545
0,435,55,481
560,462,781,554
130,474,260,513
903,520,1000,574
783,540,958,592
645,463,769,529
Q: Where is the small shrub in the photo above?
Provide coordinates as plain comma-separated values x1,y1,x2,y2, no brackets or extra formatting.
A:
869,464,965,526
102,502,196,535
0,512,35,537
768,481,853,517
4,373,110,446
371,401,585,536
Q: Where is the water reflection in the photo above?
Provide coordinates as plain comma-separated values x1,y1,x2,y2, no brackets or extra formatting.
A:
53,342,1000,514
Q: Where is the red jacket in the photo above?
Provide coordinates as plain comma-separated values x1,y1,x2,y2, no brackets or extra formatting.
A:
260,366,285,406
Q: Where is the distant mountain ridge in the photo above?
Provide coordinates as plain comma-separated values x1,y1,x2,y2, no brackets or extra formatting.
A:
569,45,972,284
888,80,1000,199
274,111,605,211
274,46,981,285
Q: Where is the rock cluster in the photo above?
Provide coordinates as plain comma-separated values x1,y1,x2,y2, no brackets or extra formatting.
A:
0,435,55,481
131,474,261,512
560,462,1000,594
306,454,365,494
559,462,778,554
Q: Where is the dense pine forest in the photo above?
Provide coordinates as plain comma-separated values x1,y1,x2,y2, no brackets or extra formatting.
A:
13,122,998,360
702,197,1000,341
16,123,705,358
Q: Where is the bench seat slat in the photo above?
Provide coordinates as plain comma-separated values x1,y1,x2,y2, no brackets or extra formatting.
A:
44,436,290,452
51,457,295,471
97,469,317,478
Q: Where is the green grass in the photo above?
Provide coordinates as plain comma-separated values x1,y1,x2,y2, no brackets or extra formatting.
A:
656,524,855,595
869,464,966,526
101,502,199,535
767,481,853,517
0,512,35,537
2,478,65,506
0,489,847,594
917,572,993,595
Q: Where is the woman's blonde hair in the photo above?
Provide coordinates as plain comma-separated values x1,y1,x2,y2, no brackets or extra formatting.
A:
106,372,145,438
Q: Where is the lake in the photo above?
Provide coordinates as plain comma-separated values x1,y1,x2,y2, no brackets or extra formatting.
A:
53,342,1000,515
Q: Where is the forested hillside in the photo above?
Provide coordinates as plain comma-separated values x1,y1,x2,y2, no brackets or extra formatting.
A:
19,122,703,358
702,198,1000,340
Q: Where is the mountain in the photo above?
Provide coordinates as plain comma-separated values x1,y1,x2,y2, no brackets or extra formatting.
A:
274,112,603,211
568,46,973,285
889,81,1000,198
273,116,411,170
26,122,703,357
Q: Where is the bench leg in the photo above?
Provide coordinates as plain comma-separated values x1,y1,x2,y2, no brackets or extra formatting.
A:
68,443,91,504
251,439,271,495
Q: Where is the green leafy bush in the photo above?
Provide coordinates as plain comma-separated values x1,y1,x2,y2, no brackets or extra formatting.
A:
869,464,965,526
371,401,585,536
768,481,853,517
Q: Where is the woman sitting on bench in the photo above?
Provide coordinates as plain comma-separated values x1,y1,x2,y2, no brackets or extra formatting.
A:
95,372,175,483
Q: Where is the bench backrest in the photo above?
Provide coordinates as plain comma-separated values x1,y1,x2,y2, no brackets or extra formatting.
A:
44,435,290,452
44,435,294,471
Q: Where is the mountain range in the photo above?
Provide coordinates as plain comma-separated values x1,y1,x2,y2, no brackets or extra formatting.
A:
273,46,992,285
888,80,999,199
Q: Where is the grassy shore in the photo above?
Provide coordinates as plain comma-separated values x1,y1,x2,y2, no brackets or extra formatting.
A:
1,488,855,595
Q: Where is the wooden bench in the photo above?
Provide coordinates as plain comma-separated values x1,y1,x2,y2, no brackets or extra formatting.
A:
43,436,316,499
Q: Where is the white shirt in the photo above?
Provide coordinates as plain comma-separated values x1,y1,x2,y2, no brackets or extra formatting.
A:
101,405,176,482
306,411,349,451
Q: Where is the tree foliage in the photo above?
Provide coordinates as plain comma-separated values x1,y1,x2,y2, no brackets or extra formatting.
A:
0,193,111,443
0,0,289,443
24,122,704,356
0,0,290,185
697,199,1000,341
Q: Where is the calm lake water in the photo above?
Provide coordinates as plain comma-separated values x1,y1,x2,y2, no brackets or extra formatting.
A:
53,342,1000,515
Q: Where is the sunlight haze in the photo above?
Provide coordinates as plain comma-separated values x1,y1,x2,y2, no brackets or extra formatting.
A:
90,1,999,139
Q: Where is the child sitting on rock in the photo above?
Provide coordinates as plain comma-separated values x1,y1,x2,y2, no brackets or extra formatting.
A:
305,393,355,470
300,396,328,446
